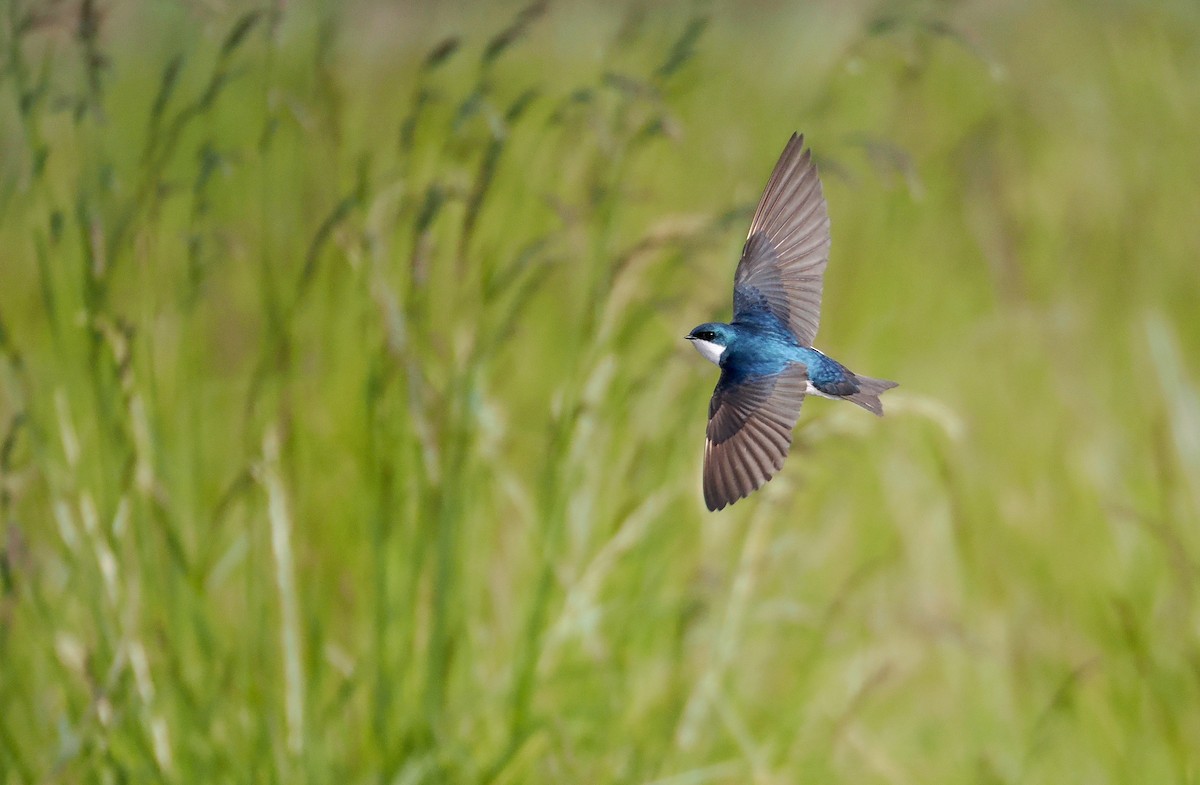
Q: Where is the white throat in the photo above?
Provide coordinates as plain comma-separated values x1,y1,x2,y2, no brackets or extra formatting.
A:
691,339,726,366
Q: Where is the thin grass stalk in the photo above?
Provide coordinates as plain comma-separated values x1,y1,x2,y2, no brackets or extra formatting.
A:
675,507,775,751
259,427,305,759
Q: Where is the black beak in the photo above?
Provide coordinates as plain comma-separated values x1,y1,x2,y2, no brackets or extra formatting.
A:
684,335,694,340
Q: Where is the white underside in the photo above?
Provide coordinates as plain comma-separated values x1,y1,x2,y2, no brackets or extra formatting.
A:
691,339,726,366
804,381,839,400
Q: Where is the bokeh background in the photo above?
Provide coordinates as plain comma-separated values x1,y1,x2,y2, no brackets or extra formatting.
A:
2,0,1199,782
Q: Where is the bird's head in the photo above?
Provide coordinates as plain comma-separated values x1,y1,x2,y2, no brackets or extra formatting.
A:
685,322,734,366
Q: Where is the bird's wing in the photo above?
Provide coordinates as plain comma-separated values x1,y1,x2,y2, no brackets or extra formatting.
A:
733,133,831,346
703,363,807,511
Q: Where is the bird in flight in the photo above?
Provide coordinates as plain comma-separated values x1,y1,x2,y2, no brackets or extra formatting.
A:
687,133,897,511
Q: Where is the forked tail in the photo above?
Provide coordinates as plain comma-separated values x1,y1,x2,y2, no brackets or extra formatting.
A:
846,375,898,416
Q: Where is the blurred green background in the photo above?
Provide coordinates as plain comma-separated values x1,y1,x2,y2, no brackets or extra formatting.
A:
2,0,1199,782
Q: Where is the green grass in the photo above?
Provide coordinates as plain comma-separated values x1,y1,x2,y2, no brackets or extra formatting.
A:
2,0,1199,782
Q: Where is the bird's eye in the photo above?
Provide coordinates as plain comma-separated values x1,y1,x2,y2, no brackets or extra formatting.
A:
698,331,715,341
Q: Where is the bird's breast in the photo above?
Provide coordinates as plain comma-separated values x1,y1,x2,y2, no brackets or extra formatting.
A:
690,339,726,366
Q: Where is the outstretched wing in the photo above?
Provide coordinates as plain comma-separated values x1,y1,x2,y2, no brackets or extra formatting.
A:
733,134,831,346
703,363,808,511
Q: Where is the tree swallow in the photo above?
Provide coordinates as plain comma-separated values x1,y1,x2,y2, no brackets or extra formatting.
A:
687,133,897,511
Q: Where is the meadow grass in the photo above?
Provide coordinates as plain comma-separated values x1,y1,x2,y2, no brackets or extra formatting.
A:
1,0,1199,782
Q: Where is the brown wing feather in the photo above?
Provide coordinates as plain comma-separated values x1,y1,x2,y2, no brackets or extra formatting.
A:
703,364,808,511
733,134,831,346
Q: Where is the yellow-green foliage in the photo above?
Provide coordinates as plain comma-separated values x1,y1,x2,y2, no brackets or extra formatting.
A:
1,1,1198,782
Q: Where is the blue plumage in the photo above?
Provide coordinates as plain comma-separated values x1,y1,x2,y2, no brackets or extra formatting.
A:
686,134,897,511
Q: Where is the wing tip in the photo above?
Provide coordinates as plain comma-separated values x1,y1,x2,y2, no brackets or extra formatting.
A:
702,438,786,512
778,132,813,172
703,483,744,512
703,472,778,512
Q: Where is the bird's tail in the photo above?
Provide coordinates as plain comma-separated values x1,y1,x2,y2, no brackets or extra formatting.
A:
846,375,898,416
